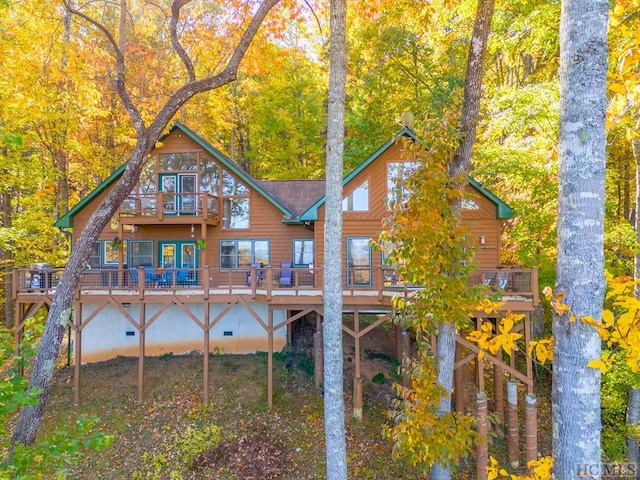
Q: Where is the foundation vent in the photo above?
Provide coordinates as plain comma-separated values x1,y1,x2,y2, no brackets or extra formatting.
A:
223,331,233,337
125,331,135,337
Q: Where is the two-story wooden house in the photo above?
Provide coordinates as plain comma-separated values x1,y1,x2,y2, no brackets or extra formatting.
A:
13,122,538,406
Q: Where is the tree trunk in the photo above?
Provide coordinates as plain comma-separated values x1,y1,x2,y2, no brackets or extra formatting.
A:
11,0,281,448
430,321,457,480
552,0,608,477
323,0,347,478
431,0,494,478
2,191,13,329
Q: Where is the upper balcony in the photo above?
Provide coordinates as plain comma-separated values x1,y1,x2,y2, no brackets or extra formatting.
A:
13,265,539,313
118,193,219,225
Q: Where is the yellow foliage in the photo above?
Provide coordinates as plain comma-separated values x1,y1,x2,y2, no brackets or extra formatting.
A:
528,338,553,364
467,313,524,359
488,456,553,480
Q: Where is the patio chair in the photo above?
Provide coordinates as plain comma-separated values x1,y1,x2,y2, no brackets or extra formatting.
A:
279,262,293,287
129,268,139,286
176,269,189,285
246,263,263,286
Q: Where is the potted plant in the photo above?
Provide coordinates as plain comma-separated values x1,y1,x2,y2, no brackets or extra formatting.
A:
195,238,207,249
109,238,122,250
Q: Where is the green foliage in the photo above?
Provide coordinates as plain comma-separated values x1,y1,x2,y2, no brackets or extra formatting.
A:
603,220,639,277
380,121,485,335
601,350,640,461
0,325,113,479
385,352,478,473
134,423,221,479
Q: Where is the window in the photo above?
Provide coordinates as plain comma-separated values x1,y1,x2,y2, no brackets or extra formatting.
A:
222,171,250,229
129,241,153,267
200,159,220,195
387,161,420,209
223,197,250,228
293,239,314,267
88,241,101,268
158,152,198,171
220,239,269,269
462,199,479,210
104,240,127,265
346,237,372,286
342,180,369,211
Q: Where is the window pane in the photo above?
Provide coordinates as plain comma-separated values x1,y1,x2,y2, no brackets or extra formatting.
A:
161,244,176,268
342,180,369,211
220,241,236,269
238,240,252,267
182,244,195,268
88,242,101,268
130,241,153,267
223,197,249,229
158,152,197,171
387,162,419,208
104,241,126,265
222,170,249,195
294,239,313,266
254,240,269,266
200,160,220,195
138,162,157,194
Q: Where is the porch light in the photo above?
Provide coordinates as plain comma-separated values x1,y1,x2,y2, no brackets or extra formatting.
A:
479,235,486,245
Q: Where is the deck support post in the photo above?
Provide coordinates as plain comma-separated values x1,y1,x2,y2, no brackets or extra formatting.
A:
454,342,466,413
394,322,402,364
74,302,82,405
525,394,537,466
401,327,410,387
203,302,210,405
314,313,323,389
507,380,519,468
494,346,504,424
476,392,489,480
353,376,363,421
137,303,146,402
267,308,273,410
353,309,362,421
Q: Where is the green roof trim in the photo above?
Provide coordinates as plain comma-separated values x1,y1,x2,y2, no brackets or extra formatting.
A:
299,127,418,222
468,178,513,219
54,123,294,228
173,122,294,218
298,126,513,221
54,163,128,228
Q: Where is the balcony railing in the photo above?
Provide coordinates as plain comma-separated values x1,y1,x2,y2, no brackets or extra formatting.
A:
14,266,539,307
119,193,219,222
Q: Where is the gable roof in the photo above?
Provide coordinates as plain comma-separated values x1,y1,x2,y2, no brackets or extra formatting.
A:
255,179,326,218
298,126,513,221
55,122,295,228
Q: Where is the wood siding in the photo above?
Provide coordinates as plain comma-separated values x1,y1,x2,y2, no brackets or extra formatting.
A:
316,141,503,270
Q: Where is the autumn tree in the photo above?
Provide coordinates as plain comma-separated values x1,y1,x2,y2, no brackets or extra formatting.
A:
323,0,348,477
11,0,282,448
552,0,609,477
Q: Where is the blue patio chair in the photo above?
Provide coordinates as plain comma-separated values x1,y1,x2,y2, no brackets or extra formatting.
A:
158,269,173,287
144,266,157,285
176,269,189,285
279,262,293,287
129,268,139,286
246,263,263,286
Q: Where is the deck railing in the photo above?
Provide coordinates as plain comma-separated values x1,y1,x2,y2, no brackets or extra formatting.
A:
119,192,219,220
13,265,539,306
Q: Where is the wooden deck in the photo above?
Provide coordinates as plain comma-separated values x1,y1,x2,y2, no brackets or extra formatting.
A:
14,266,539,311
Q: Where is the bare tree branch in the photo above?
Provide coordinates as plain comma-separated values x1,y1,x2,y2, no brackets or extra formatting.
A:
170,0,195,82
62,0,144,132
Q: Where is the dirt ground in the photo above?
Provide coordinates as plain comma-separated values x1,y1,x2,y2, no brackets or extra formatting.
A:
37,313,551,479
